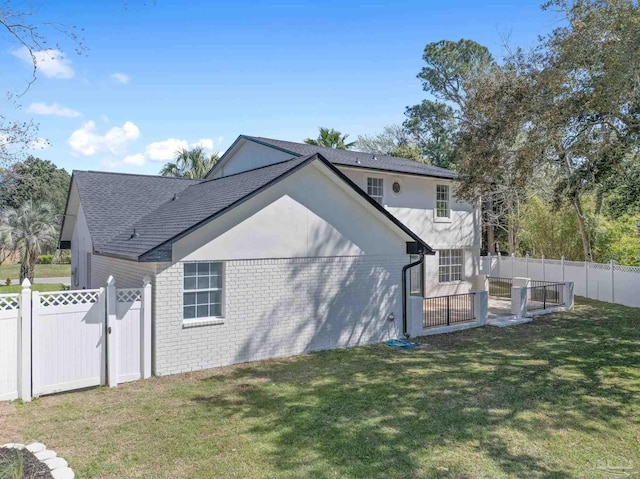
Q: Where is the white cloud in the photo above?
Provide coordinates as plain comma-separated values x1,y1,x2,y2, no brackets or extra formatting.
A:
29,138,50,150
27,102,81,118
144,138,188,161
12,47,74,79
192,138,214,150
110,72,130,85
97,136,220,171
68,120,140,156
123,153,146,166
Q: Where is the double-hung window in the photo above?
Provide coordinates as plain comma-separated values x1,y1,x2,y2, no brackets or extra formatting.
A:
438,249,463,283
183,262,224,320
367,177,384,205
409,255,423,296
436,184,450,219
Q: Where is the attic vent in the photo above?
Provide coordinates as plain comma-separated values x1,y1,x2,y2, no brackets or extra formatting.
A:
130,228,139,239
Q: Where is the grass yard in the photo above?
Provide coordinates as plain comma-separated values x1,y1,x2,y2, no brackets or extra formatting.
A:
1,298,639,478
0,263,70,281
0,283,66,293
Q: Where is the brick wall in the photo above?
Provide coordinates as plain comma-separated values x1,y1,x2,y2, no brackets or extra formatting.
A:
153,255,406,375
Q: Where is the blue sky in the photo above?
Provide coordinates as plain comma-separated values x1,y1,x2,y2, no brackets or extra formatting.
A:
1,1,563,175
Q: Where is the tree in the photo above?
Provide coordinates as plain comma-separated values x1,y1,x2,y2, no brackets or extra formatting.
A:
0,201,57,282
531,0,640,261
0,156,70,216
356,125,424,162
1,4,85,164
304,128,355,149
160,147,220,179
404,39,495,169
456,53,543,254
403,101,457,168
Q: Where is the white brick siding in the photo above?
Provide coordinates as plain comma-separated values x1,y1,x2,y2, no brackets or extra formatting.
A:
153,255,406,375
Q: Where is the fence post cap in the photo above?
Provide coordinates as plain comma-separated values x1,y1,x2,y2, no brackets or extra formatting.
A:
107,275,115,286
21,278,31,289
143,275,151,286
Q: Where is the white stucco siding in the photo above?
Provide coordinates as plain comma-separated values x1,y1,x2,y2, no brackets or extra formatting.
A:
174,162,412,263
210,139,294,179
338,167,479,249
422,250,479,296
153,255,405,375
71,201,93,289
337,167,480,296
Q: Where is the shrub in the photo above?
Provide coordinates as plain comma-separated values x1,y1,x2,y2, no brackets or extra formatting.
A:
53,249,71,264
37,254,54,264
5,278,11,286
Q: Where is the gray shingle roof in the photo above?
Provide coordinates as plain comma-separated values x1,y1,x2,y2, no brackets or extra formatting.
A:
95,155,314,260
73,171,201,250
70,152,432,262
242,136,458,179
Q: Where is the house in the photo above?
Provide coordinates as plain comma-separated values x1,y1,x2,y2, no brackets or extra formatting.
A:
59,135,480,376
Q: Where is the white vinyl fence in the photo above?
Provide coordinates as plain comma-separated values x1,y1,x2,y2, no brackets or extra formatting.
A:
481,254,640,308
0,294,20,401
0,276,151,402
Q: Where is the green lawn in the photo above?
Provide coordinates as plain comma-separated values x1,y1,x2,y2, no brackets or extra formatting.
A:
0,263,70,281
0,283,66,293
1,298,639,478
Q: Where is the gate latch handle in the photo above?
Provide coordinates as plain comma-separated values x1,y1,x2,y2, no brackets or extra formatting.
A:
107,326,112,334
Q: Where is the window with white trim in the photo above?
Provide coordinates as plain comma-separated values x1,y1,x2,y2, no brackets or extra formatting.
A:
436,184,450,218
367,177,384,205
183,262,223,320
410,255,423,296
438,249,463,283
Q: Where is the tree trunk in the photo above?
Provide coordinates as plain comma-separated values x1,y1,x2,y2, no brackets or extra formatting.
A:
20,248,37,283
595,188,604,215
19,255,29,283
572,193,592,261
485,197,496,253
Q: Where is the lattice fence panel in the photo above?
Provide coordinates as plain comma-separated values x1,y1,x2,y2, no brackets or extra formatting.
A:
614,264,640,274
564,261,585,267
117,289,142,303
0,294,19,311
40,290,100,307
545,259,562,265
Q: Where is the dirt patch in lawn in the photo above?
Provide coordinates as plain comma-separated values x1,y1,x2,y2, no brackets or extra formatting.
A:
0,402,22,443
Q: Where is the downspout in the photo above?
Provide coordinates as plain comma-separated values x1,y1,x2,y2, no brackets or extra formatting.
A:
402,255,424,338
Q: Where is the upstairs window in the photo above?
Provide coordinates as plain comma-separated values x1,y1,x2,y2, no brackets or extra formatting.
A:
183,262,224,320
438,249,463,283
436,184,450,218
367,177,384,205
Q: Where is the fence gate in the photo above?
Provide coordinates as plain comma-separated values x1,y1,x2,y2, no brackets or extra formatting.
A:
32,289,106,396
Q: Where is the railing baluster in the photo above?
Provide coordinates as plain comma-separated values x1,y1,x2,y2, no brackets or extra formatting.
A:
423,292,476,329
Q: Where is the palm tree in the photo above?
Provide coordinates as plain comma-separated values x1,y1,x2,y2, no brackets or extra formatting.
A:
304,127,356,150
159,146,220,179
0,201,57,283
